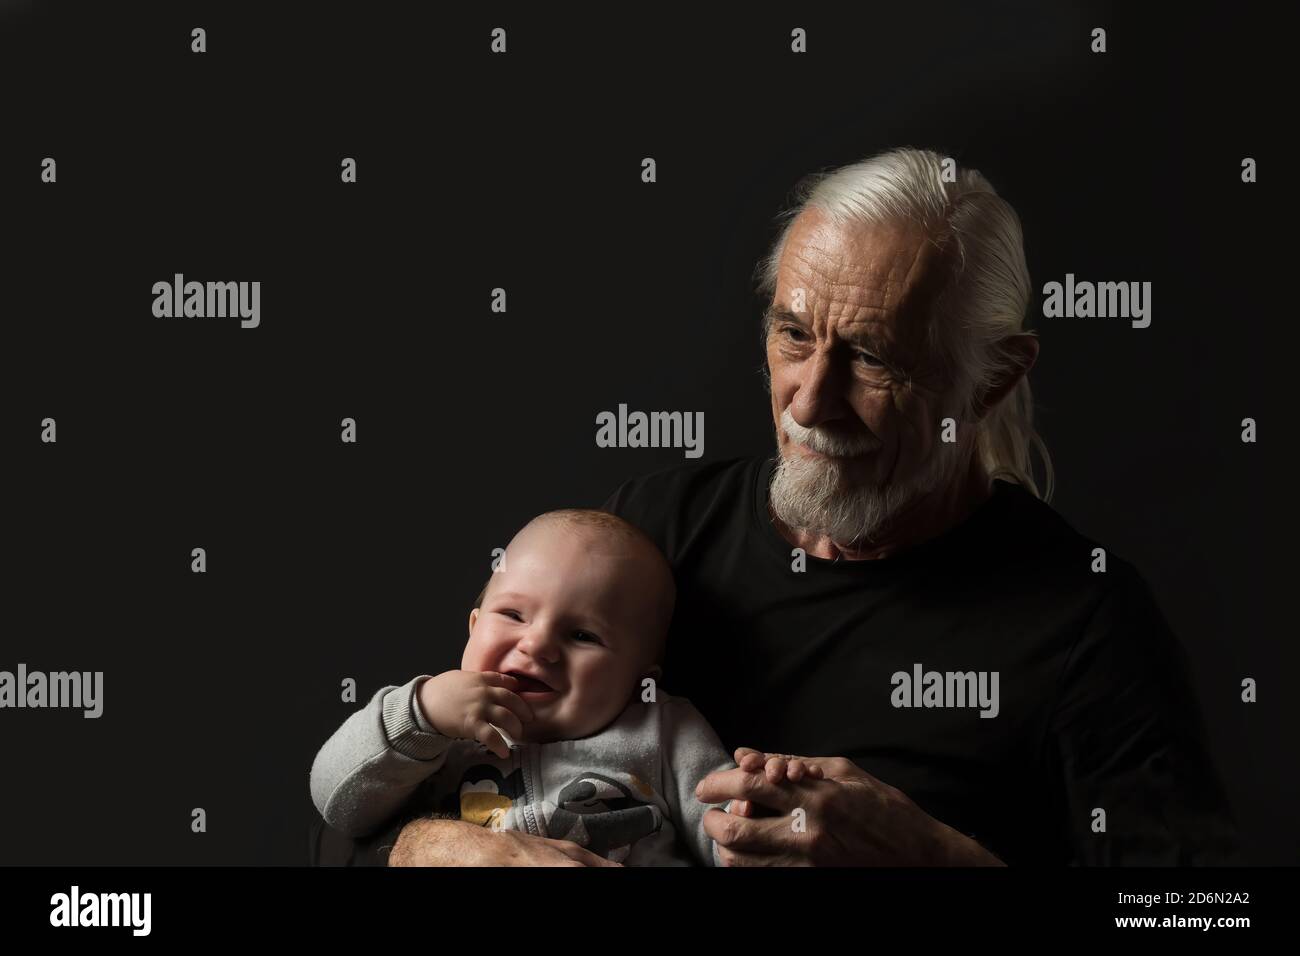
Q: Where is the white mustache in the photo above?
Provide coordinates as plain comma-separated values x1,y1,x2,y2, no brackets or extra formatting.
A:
781,408,881,457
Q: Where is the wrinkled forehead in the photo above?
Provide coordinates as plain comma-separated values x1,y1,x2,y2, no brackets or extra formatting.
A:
775,208,952,361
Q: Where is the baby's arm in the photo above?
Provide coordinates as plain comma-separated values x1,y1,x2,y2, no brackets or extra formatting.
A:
659,696,737,867
309,675,454,839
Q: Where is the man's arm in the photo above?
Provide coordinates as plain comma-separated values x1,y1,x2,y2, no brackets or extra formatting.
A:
387,817,625,867
1041,564,1241,865
386,816,477,866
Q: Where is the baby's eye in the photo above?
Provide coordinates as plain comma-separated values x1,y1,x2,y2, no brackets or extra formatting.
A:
572,631,602,645
498,609,524,622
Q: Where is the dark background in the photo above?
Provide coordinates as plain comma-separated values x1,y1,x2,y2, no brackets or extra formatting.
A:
2,1,1295,866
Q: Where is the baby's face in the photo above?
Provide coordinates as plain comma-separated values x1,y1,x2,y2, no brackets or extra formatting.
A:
463,521,667,743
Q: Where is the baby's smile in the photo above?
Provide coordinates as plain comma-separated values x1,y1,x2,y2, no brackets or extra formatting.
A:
504,669,561,701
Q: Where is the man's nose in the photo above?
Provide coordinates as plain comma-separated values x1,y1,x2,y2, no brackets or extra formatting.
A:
789,347,848,429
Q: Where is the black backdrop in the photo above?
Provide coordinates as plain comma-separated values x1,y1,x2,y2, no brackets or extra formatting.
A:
3,1,1295,867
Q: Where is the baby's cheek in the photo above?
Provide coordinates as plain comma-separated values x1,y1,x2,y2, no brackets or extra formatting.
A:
460,644,488,671
569,674,618,728
462,626,509,671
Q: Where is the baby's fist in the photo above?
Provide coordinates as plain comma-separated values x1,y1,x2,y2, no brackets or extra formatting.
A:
417,670,533,759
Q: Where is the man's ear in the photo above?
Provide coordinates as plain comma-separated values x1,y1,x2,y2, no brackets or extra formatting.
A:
468,608,479,636
970,333,1040,422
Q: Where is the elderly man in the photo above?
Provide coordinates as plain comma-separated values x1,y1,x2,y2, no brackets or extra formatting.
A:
336,147,1237,866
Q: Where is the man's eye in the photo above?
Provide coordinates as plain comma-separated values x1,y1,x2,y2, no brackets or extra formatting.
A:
856,350,885,367
781,325,808,342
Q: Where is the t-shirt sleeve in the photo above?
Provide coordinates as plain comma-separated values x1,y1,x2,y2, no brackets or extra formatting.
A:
1042,565,1240,865
659,696,737,867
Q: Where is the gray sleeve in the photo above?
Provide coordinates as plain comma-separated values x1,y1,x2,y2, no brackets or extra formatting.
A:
309,675,455,839
411,682,438,733
658,696,737,867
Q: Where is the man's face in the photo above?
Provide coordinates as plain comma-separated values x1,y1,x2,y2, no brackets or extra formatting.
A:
462,522,663,743
765,208,965,544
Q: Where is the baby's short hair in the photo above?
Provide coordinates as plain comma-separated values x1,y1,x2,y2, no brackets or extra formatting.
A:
474,508,675,659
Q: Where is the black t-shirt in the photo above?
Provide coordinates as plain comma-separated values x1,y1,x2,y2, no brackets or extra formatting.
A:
600,454,1240,866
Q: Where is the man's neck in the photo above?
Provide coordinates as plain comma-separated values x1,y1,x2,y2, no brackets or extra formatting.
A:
769,455,994,561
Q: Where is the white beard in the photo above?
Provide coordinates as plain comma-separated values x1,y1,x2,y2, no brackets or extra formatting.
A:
768,407,964,547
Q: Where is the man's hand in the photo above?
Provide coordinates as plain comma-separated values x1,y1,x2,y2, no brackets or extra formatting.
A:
696,748,1004,867
417,671,533,759
388,817,623,867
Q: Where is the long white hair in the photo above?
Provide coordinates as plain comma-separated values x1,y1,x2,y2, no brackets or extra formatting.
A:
755,146,1054,503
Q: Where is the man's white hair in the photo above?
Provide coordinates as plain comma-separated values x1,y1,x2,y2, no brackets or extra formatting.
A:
755,146,1054,502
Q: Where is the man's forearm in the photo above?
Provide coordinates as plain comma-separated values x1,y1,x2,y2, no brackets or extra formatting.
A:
933,823,1006,866
387,816,479,867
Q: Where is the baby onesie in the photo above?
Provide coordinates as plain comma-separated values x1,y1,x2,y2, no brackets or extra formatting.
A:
310,675,736,865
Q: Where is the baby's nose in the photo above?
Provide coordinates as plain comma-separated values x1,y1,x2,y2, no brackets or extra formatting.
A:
516,628,562,661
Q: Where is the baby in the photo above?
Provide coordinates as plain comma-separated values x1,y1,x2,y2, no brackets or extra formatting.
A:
310,507,736,865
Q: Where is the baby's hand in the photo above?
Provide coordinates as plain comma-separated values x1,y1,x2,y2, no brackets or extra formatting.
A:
725,750,825,816
417,670,533,759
